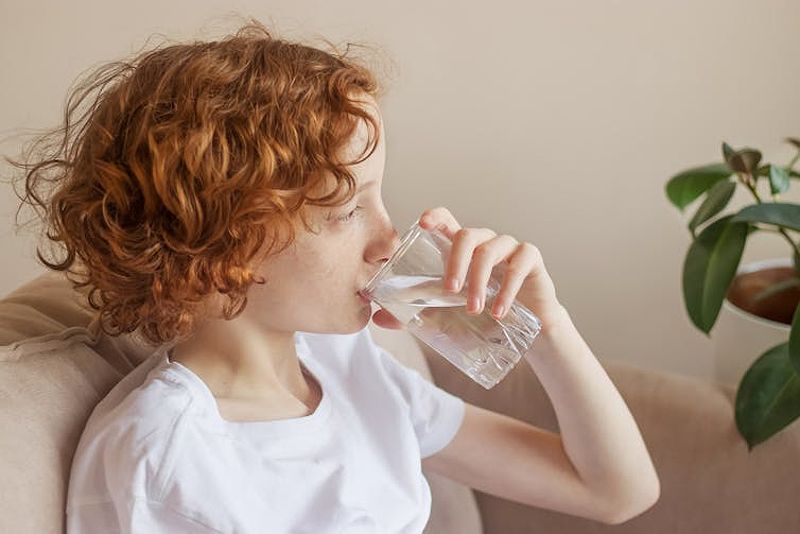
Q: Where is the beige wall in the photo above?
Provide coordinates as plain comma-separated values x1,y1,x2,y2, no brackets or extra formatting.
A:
2,1,799,382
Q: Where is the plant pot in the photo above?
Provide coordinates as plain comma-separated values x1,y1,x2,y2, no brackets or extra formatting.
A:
711,258,800,387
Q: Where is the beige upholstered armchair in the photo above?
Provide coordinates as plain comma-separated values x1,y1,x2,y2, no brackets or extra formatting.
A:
1,270,799,532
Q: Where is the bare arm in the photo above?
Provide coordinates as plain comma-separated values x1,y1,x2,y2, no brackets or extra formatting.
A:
412,206,660,523
521,305,660,521
422,305,659,525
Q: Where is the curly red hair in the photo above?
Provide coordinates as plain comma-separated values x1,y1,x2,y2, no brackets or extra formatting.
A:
6,19,384,347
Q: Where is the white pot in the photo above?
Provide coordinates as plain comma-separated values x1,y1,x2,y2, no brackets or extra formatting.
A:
711,258,792,388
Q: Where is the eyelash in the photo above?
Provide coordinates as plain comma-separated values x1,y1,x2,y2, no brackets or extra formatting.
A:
337,205,363,223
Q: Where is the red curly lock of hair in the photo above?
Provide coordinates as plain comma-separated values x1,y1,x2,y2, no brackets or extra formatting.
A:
6,19,385,347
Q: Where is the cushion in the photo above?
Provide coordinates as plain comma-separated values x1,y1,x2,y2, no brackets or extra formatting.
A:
0,328,124,533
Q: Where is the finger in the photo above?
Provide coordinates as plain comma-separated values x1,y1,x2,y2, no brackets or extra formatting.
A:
418,207,462,240
445,227,497,294
464,234,520,315
490,243,541,319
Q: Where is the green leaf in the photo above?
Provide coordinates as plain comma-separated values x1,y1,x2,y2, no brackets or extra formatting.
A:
722,142,762,174
688,180,736,236
735,342,800,450
769,165,791,195
665,163,732,212
731,203,800,232
722,142,736,163
682,214,749,334
755,165,800,179
790,303,800,375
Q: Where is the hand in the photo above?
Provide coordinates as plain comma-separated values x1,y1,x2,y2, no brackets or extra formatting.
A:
371,207,568,331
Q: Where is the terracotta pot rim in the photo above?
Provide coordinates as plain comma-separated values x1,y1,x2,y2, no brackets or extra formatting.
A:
723,257,793,331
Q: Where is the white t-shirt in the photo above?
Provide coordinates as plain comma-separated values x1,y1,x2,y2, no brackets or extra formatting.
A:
65,326,465,533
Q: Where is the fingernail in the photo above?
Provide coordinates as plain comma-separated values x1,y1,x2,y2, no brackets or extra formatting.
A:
469,295,480,312
493,304,505,318
447,277,459,291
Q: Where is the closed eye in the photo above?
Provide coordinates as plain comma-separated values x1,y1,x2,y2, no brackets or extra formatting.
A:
336,205,363,223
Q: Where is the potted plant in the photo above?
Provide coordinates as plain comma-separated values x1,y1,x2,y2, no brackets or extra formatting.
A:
665,138,800,450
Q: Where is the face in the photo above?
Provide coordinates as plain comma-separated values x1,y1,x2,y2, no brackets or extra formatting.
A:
242,94,400,335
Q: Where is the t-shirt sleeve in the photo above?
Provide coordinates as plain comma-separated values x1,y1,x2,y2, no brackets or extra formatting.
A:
374,346,466,459
66,387,223,534
67,497,222,533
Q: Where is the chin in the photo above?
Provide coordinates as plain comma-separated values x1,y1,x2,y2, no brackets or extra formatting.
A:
345,305,373,333
313,305,373,335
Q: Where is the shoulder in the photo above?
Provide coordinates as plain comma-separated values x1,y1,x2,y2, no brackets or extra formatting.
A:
295,327,383,372
88,358,194,443
297,327,425,398
296,327,375,357
70,357,199,503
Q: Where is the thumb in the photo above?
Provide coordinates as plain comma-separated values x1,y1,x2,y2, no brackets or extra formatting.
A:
371,308,406,330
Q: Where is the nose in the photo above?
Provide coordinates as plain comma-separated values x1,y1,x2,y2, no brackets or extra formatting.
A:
368,223,399,264
380,226,401,262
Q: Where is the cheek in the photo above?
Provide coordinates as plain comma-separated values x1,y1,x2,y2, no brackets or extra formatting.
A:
318,261,350,286
298,252,345,290
289,234,363,292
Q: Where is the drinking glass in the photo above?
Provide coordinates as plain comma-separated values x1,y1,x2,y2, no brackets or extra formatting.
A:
361,220,543,389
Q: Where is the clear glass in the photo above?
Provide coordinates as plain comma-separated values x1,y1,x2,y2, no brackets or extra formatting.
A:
361,220,543,389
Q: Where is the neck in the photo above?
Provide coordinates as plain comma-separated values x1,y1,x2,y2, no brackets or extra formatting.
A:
167,318,305,402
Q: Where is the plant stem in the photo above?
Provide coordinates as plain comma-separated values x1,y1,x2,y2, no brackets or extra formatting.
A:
788,151,800,171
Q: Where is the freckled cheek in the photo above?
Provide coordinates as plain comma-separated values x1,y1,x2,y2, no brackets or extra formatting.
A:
321,262,362,300
302,259,342,287
300,243,362,293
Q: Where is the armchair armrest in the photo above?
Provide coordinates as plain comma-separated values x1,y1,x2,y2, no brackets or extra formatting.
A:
420,340,800,533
